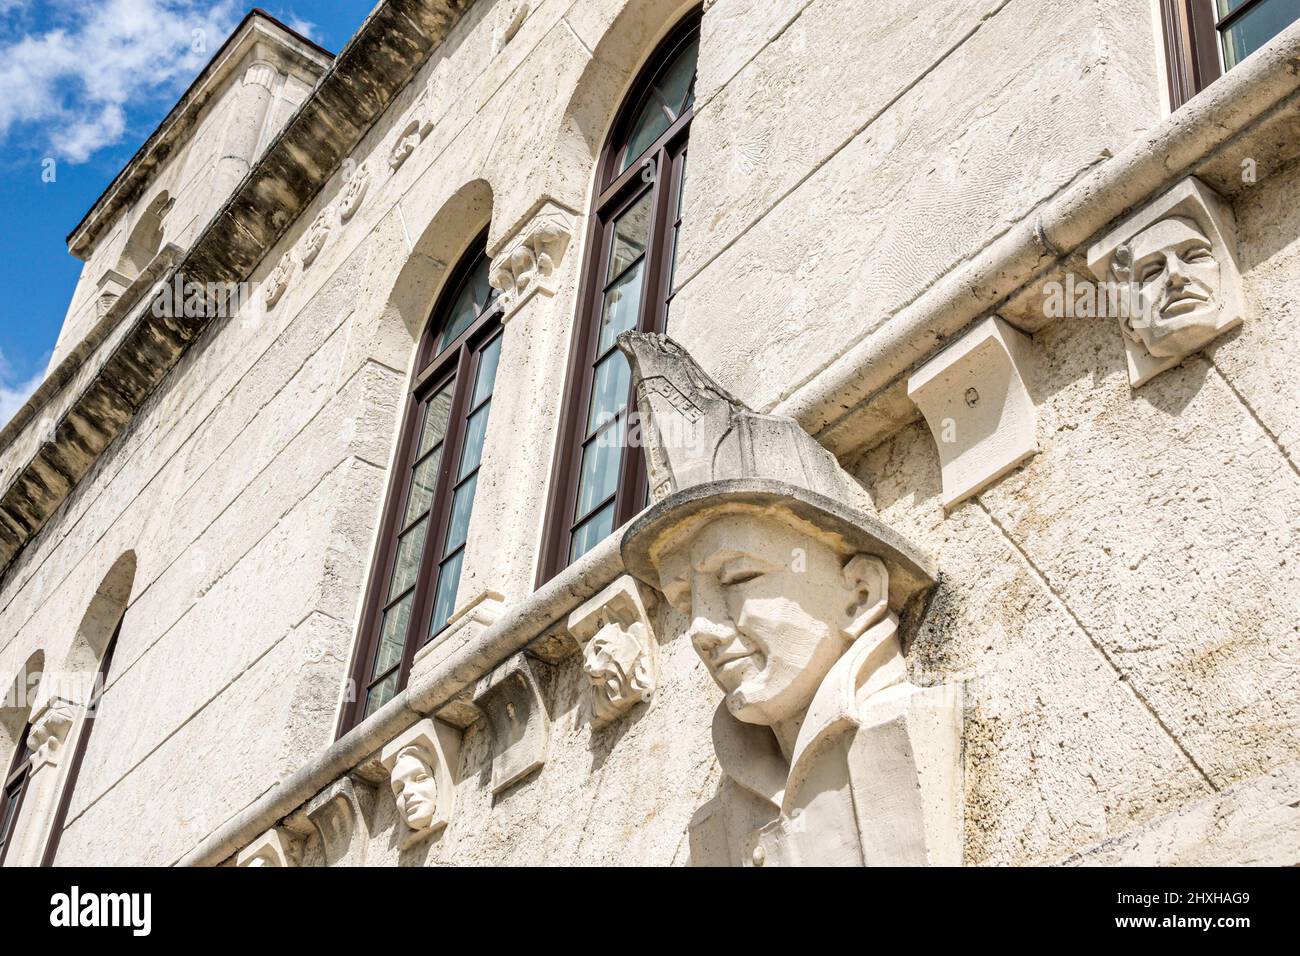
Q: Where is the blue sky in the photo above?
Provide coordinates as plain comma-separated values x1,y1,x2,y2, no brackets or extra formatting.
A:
0,0,376,425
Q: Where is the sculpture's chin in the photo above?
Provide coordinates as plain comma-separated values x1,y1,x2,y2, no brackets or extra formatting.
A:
403,803,436,830
1145,304,1220,356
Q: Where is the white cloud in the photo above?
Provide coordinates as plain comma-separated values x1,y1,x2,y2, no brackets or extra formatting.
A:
283,15,319,42
0,350,47,429
0,0,241,163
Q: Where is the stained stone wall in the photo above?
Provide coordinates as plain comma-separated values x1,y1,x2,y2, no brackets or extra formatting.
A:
0,0,1296,866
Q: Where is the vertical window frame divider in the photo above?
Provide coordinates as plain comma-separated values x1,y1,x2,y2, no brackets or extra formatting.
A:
339,234,502,735
536,11,701,585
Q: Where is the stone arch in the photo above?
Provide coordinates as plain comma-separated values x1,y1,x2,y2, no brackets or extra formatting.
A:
381,178,495,348
1,650,44,767
547,0,701,209
60,551,136,683
116,190,172,276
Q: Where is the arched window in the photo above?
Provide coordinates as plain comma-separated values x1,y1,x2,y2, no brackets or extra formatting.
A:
40,617,122,866
0,651,43,866
341,238,503,731
539,13,699,582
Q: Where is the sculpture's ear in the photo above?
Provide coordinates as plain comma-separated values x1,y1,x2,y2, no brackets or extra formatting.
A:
841,554,889,640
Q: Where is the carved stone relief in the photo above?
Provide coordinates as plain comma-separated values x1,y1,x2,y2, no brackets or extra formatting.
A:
471,652,550,795
299,210,331,268
287,774,376,867
26,697,77,771
264,253,293,308
1087,177,1244,388
379,718,461,849
337,162,371,223
567,576,658,724
389,119,426,173
618,332,962,867
236,827,301,867
488,203,573,318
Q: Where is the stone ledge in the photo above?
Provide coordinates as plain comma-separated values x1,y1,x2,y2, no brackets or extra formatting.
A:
0,0,473,578
179,523,626,867
776,19,1300,457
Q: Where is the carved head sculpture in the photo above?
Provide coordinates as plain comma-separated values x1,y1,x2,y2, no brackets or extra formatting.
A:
617,332,935,733
389,746,438,830
650,507,894,727
582,623,653,718
1088,177,1243,387
378,718,460,845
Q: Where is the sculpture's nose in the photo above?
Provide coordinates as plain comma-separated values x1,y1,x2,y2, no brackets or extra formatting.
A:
1167,252,1189,285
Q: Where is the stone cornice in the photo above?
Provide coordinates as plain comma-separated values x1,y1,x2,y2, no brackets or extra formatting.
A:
0,0,473,577
66,9,334,260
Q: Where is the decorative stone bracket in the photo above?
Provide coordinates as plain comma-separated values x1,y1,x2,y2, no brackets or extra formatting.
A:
379,718,461,849
1087,177,1244,388
287,774,376,866
489,202,574,319
27,697,78,772
567,575,659,724
471,652,551,795
908,315,1039,509
236,827,301,867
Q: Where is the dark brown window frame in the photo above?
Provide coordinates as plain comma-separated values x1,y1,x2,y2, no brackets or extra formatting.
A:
339,235,503,734
537,11,700,585
0,718,34,865
1161,0,1297,108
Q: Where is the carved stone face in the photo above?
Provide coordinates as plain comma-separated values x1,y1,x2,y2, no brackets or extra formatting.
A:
1122,216,1221,358
663,513,858,726
582,622,648,717
389,749,437,830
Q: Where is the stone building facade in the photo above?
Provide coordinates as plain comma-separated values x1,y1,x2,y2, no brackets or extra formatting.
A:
1,0,1298,866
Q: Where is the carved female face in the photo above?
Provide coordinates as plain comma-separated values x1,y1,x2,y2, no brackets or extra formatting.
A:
1123,216,1221,358
671,514,855,727
390,750,437,830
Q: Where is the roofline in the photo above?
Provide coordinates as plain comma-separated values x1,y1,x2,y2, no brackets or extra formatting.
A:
64,7,335,256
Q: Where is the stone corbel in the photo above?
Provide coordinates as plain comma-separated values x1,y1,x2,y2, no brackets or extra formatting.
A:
379,718,461,849
471,652,551,794
1087,177,1244,388
287,774,376,866
908,315,1039,509
389,118,428,173
488,202,574,320
491,0,530,56
26,697,78,772
567,576,659,724
236,827,301,867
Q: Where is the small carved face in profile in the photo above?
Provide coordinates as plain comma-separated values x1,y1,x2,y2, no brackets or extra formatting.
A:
1119,216,1221,358
662,513,873,727
582,621,652,720
389,748,437,830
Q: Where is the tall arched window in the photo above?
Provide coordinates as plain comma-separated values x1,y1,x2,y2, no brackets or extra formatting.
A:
0,720,34,865
40,617,122,866
539,12,699,582
341,237,503,731
0,651,42,866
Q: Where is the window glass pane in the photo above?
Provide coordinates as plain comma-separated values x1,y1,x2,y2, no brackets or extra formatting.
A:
587,351,631,434
458,404,491,480
620,38,699,172
388,517,428,601
364,670,401,718
444,472,479,553
372,592,413,678
439,257,495,351
472,335,503,406
430,550,465,636
404,447,442,526
1217,0,1252,14
570,500,616,563
1220,0,1300,69
597,260,645,354
575,428,623,520
416,383,455,458
607,191,653,284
